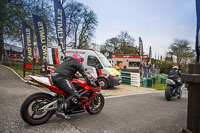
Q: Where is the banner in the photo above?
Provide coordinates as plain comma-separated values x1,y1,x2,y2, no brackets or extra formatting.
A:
139,37,143,62
32,15,47,63
196,0,200,62
21,22,34,62
148,46,152,64
54,0,66,50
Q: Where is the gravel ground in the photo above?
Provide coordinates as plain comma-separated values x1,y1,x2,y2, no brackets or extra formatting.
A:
102,85,160,97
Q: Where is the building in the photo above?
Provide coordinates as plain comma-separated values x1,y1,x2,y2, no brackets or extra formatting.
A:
2,43,23,61
108,55,148,72
4,43,23,54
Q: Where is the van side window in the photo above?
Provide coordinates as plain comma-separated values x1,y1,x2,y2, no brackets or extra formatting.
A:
87,56,100,67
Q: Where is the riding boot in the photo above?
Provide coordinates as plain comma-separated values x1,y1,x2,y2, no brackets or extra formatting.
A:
55,101,70,119
66,92,82,107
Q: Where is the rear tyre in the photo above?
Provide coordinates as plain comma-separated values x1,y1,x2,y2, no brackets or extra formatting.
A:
165,86,173,101
98,78,108,90
86,93,104,114
20,93,54,125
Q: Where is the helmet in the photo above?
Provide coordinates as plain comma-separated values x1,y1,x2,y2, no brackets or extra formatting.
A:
72,53,84,63
173,65,178,69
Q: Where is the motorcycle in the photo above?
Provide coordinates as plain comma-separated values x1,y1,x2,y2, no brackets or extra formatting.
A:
165,77,185,101
20,72,104,125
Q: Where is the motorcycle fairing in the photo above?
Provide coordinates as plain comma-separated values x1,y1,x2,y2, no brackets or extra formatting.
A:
29,75,66,95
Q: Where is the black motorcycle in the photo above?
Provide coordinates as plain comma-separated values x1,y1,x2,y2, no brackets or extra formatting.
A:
165,77,184,101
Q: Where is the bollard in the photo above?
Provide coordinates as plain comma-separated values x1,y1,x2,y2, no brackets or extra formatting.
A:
182,63,200,133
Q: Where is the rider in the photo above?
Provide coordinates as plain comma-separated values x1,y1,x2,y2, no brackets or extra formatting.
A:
168,65,182,90
52,53,94,119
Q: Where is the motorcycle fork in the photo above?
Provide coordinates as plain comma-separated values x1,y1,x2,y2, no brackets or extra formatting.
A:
85,93,98,107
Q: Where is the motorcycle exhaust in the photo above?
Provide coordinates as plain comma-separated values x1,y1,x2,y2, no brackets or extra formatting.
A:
70,109,85,114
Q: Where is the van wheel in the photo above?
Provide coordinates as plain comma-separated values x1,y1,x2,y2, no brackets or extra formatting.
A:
98,78,108,90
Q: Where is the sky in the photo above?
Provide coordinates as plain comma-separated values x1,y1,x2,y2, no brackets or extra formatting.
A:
76,0,196,58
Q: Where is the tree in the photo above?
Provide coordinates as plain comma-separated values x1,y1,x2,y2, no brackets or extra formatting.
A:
151,58,159,67
0,0,56,61
168,39,195,67
101,31,137,54
100,43,113,54
160,56,174,74
0,0,98,62
104,37,121,54
64,1,98,49
118,31,135,54
0,0,28,61
122,45,138,55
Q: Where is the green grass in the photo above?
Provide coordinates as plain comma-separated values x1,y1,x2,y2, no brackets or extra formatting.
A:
3,63,24,77
3,63,42,77
152,78,166,90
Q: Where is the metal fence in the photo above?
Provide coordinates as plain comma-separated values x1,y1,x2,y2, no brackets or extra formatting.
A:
141,66,160,79
2,56,56,78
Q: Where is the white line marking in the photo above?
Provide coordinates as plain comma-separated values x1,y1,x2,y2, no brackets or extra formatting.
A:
1,65,46,92
105,91,163,99
1,64,27,82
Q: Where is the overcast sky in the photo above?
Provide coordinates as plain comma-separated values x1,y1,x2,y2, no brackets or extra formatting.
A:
77,0,196,58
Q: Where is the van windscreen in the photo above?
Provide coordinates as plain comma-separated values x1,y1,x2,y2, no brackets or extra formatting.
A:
96,52,112,67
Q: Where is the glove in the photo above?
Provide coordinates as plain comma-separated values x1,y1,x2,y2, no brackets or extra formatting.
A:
90,82,97,88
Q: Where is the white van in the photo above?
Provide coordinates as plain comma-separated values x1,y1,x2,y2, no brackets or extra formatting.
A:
46,47,121,89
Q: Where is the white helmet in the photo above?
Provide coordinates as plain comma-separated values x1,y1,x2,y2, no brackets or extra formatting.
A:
173,65,178,69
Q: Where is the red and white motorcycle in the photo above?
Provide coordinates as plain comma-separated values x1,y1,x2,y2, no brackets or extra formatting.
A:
20,73,104,125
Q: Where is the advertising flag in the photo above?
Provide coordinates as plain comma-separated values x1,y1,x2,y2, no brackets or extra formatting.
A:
22,22,34,62
139,37,143,62
160,55,162,65
196,0,200,62
54,0,66,50
32,15,47,63
148,46,152,64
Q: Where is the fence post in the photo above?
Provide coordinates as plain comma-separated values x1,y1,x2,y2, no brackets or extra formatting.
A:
32,58,35,76
182,63,200,133
44,63,47,76
23,60,25,78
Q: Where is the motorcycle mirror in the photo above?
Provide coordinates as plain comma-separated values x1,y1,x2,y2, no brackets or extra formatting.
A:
96,64,103,69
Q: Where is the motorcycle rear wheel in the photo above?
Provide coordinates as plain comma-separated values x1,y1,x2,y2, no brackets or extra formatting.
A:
86,93,104,114
165,86,173,101
20,93,54,125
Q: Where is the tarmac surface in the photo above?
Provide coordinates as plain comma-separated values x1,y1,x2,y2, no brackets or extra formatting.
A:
0,65,187,133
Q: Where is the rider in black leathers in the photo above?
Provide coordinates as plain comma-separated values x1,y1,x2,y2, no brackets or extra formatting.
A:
168,65,182,89
52,53,94,119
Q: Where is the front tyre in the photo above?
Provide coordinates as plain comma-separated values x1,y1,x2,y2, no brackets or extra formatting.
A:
165,86,173,101
177,89,182,99
87,93,104,114
20,93,54,125
98,78,108,90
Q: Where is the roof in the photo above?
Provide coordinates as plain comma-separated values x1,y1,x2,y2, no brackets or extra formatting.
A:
112,55,148,59
4,43,23,53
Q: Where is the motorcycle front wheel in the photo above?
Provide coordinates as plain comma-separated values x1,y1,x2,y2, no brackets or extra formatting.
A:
20,93,54,125
86,93,104,114
177,89,182,99
165,86,173,101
